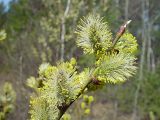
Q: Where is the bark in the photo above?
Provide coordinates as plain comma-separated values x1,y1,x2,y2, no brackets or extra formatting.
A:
125,0,129,21
149,13,160,72
132,0,148,119
146,0,151,72
151,48,155,73
60,0,71,61
19,54,23,83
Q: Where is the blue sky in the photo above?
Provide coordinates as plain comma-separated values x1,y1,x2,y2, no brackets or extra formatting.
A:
0,0,12,10
0,0,12,5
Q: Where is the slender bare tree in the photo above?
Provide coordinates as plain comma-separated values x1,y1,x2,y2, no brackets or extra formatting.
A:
60,0,71,62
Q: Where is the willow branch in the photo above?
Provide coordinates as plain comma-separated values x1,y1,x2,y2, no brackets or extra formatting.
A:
107,20,132,52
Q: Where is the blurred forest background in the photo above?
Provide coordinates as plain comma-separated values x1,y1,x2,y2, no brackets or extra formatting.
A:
0,0,160,120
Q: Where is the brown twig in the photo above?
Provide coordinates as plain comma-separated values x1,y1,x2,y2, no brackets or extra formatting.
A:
107,20,132,53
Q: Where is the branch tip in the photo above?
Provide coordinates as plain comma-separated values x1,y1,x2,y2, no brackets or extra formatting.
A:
124,20,132,28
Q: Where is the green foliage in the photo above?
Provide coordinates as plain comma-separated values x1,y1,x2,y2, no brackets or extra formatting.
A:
6,0,31,32
80,95,94,115
61,113,71,120
139,72,160,118
76,14,137,85
0,82,16,120
0,30,6,41
104,69,160,119
76,14,112,55
84,108,90,115
149,111,155,120
28,14,138,120
36,0,82,62
115,33,138,54
94,53,137,83
27,77,39,90
28,58,91,120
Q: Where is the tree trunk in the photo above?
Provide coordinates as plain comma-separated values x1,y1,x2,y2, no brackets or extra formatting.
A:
132,0,148,119
125,0,129,21
60,0,71,62
146,0,151,72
